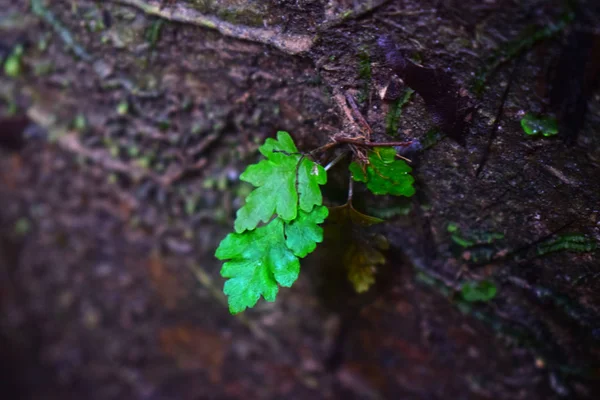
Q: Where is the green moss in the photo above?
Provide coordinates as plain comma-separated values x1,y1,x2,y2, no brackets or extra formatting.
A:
203,177,216,189
365,202,412,219
421,128,444,149
4,45,23,77
3,96,18,116
73,113,86,131
473,11,574,94
135,156,152,169
145,20,163,47
385,88,414,136
37,33,50,51
158,119,171,131
356,47,372,104
33,61,54,76
117,100,129,115
108,144,120,158
358,49,371,80
447,222,459,233
461,280,497,303
447,222,504,248
127,145,140,157
185,198,197,216
341,10,353,19
14,218,31,235
537,234,597,255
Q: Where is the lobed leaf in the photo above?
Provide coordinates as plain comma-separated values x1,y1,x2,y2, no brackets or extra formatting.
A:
218,131,329,313
349,147,415,197
234,131,327,232
285,205,329,257
346,234,388,293
216,218,300,314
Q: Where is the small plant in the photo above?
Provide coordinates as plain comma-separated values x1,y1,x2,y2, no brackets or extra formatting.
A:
3,45,24,78
520,112,558,137
216,131,415,313
537,233,597,255
460,280,498,303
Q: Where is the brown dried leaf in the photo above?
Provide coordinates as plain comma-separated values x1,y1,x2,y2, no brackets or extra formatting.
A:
326,202,388,293
346,234,388,293
159,325,229,383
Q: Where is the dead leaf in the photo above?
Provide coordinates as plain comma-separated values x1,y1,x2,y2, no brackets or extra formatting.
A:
346,234,388,293
327,202,388,293
159,325,229,383
148,251,185,310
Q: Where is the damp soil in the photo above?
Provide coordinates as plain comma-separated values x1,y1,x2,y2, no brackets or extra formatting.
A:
1,1,600,399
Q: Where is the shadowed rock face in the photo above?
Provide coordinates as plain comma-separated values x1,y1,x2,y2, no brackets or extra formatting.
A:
1,1,599,399
378,35,472,146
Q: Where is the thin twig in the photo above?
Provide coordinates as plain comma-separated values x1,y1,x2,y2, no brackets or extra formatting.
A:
324,151,349,171
334,93,360,133
347,173,354,202
345,93,372,139
333,137,413,147
476,57,521,177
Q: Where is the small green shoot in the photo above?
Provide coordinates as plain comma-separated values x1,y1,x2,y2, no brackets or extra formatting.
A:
357,47,372,104
520,113,558,137
447,222,504,248
460,280,498,302
14,218,31,235
4,45,24,77
386,88,414,136
146,20,164,48
73,113,87,131
117,100,129,115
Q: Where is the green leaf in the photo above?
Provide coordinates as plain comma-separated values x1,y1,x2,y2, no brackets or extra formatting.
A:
460,280,497,302
520,113,558,137
216,218,300,314
537,234,597,255
349,147,415,197
285,205,329,257
297,157,327,212
4,45,23,78
234,131,326,233
348,162,367,182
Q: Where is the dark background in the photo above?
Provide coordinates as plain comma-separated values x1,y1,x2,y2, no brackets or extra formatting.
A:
1,1,599,399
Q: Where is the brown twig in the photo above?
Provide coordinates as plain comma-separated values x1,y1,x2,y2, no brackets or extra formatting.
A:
345,93,372,139
333,93,359,133
333,137,413,147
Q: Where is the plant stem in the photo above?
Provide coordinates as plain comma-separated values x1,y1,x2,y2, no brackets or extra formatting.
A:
309,136,413,157
333,137,413,147
347,174,354,202
324,151,348,171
